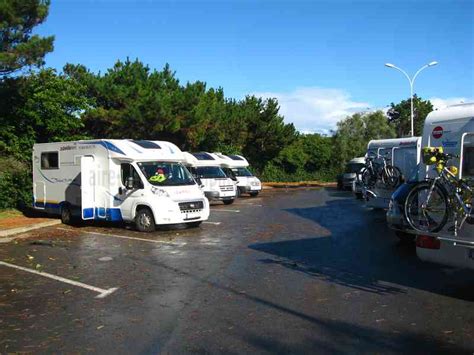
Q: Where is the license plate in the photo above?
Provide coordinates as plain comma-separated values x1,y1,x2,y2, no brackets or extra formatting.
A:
185,212,200,220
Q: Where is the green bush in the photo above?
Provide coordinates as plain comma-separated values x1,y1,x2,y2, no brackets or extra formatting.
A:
0,157,32,210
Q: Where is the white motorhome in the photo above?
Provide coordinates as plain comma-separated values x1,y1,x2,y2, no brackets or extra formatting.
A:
183,152,237,204
33,139,210,232
413,103,474,269
340,157,365,196
215,153,262,197
365,137,422,209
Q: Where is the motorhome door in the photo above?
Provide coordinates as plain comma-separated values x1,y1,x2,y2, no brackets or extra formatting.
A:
81,156,96,220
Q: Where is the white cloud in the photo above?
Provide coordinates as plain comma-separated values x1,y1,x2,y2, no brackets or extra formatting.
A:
252,87,370,135
429,97,473,110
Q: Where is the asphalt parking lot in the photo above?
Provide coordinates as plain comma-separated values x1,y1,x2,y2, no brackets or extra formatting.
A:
1,188,473,354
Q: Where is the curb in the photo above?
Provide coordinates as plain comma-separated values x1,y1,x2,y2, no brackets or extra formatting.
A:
0,220,62,239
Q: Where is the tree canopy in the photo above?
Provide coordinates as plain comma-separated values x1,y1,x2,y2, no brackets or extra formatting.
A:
0,0,54,76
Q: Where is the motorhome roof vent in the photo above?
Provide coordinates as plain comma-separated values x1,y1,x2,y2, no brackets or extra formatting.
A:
192,152,214,160
131,140,161,149
229,155,244,161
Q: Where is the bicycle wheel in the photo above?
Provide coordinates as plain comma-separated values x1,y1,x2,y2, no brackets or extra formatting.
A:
381,165,402,188
405,181,449,233
361,168,376,188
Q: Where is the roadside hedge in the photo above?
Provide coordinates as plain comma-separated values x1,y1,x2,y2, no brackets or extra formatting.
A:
0,157,32,210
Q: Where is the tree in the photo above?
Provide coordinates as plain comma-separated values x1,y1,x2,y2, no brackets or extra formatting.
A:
0,68,91,160
387,95,433,137
0,0,54,76
332,111,396,171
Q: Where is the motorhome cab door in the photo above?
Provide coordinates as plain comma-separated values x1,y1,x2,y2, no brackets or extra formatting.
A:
118,163,145,221
81,156,96,220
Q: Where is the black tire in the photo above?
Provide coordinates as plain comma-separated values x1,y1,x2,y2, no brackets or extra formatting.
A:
382,165,402,188
135,207,156,232
405,181,449,233
395,231,415,243
249,192,259,197
223,199,234,205
187,221,202,228
61,205,74,225
236,188,241,197
361,168,376,188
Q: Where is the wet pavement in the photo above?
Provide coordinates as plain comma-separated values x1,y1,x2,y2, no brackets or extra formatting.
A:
0,188,473,354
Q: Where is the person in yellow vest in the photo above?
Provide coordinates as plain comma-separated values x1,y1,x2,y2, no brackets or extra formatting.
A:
149,168,167,183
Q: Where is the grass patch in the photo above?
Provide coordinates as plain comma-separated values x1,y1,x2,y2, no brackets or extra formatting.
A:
0,209,23,220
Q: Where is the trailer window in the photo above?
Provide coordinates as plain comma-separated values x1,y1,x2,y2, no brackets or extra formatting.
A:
462,133,474,181
121,163,143,189
41,152,59,170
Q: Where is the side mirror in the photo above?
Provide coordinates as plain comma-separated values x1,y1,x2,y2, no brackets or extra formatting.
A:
195,177,203,187
126,176,134,189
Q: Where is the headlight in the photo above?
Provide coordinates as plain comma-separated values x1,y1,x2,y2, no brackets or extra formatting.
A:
151,187,170,197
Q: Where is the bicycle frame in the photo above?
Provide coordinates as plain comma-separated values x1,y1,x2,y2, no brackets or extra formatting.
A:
422,165,473,237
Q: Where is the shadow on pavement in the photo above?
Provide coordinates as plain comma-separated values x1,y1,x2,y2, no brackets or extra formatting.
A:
249,198,474,301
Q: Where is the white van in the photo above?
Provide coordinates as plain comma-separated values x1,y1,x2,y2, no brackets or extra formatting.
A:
183,152,237,205
340,157,365,196
365,137,422,209
215,153,262,197
33,139,210,232
412,103,474,269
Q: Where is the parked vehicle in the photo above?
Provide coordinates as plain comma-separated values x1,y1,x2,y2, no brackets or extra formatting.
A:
341,157,365,195
364,137,421,209
33,140,210,232
408,103,474,269
405,147,472,236
215,153,262,197
183,152,238,204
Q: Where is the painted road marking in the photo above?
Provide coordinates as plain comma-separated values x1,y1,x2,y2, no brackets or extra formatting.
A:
0,261,118,299
56,228,186,246
203,221,221,225
212,209,240,213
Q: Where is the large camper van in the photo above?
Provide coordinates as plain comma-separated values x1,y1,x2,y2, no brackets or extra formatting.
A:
33,140,210,232
412,103,474,269
183,152,238,204
215,153,262,197
365,137,422,209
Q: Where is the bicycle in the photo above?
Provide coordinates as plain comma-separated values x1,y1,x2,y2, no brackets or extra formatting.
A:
404,147,473,237
361,154,402,190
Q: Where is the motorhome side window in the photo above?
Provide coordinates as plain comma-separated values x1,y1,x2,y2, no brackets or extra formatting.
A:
41,152,59,170
462,133,474,181
121,163,143,189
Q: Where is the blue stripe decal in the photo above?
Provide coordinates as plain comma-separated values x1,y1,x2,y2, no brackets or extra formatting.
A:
33,202,122,222
80,141,125,155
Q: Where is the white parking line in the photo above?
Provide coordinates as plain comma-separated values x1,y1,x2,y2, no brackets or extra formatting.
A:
56,228,186,246
0,261,118,299
203,221,221,225
212,209,240,213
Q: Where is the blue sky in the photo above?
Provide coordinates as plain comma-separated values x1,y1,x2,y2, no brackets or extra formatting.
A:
38,0,474,133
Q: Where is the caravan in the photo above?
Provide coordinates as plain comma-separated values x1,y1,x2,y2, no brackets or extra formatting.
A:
33,139,210,232
215,153,262,197
183,152,238,204
410,103,474,269
364,137,422,209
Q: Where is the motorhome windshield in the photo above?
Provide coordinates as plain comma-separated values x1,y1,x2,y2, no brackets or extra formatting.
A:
193,166,227,179
138,162,195,186
231,167,253,177
345,163,365,174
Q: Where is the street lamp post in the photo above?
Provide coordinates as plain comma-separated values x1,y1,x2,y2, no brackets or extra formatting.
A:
384,61,438,137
